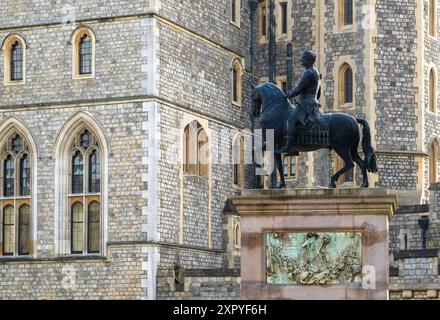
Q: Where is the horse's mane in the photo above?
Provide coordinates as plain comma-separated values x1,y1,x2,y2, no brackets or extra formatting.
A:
256,82,293,108
257,82,286,100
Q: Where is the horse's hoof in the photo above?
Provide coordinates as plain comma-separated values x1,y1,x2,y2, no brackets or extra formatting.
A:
361,183,369,188
329,181,337,189
276,183,286,189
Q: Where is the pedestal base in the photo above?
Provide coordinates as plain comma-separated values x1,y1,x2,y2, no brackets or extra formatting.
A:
232,188,397,300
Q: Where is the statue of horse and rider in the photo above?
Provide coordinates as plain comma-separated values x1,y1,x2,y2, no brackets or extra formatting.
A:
252,50,378,189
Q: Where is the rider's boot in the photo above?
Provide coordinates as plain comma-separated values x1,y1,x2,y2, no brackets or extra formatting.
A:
277,136,298,155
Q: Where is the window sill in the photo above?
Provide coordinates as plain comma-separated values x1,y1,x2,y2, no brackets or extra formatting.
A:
335,25,356,34
62,254,105,260
232,101,242,108
0,255,33,262
73,74,95,80
427,34,438,41
68,192,101,197
230,21,241,29
426,109,438,115
276,33,291,42
233,184,243,190
4,80,25,86
259,37,268,45
337,103,355,111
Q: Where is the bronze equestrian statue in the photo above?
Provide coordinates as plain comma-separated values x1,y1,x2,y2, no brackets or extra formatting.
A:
252,50,378,189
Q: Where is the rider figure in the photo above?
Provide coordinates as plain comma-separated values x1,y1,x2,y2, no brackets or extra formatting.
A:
278,50,321,154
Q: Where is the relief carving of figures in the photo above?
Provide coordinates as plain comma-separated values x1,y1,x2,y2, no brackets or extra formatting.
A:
266,232,362,285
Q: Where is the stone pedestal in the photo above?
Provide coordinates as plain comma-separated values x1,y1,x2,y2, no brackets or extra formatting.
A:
232,188,397,300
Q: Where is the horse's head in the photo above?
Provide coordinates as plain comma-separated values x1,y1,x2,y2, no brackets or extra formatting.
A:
251,82,289,118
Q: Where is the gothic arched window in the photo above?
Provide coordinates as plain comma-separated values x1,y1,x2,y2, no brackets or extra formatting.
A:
232,59,243,106
0,133,32,256
68,128,102,255
234,224,241,247
339,63,354,107
71,27,95,78
2,34,26,84
183,121,209,178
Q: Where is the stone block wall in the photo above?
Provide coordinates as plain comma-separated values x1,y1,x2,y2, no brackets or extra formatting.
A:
156,268,240,300
183,176,210,248
0,17,149,107
159,0,250,57
0,0,156,29
0,245,149,300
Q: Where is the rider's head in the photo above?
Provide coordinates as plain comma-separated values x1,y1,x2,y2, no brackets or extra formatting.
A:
301,50,316,67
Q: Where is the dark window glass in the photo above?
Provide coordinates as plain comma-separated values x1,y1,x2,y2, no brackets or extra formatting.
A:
262,7,267,36
344,66,353,104
11,41,23,81
281,2,288,34
71,202,84,254
234,163,239,185
72,151,84,194
20,154,31,196
87,201,100,253
233,67,238,102
283,156,288,177
89,150,101,193
12,135,22,153
2,205,14,256
79,34,92,75
4,155,14,197
281,81,287,94
18,204,30,255
231,0,236,23
344,0,353,25
233,140,239,185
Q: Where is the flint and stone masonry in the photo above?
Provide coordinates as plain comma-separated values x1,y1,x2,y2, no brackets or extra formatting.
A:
0,0,440,300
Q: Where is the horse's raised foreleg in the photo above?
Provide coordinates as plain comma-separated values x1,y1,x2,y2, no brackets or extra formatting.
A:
352,148,369,188
330,148,355,188
275,153,286,189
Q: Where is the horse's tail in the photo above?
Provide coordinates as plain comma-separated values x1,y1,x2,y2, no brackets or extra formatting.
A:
356,119,378,173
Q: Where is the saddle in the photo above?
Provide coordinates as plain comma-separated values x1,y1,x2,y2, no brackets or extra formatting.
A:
295,114,330,146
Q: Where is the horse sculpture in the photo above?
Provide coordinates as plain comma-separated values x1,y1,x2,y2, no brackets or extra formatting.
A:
252,82,378,189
